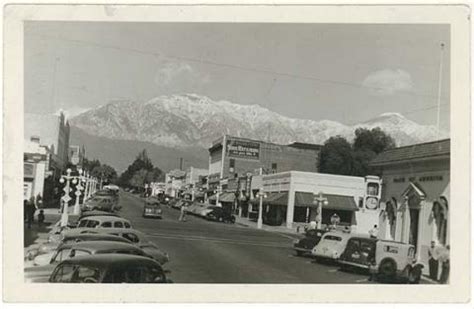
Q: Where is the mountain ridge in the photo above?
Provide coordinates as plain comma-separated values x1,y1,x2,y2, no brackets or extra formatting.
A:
70,93,449,150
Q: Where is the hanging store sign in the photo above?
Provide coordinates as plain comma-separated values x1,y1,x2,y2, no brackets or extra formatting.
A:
227,140,260,160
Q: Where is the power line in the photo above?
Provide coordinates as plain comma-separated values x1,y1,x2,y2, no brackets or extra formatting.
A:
27,33,449,101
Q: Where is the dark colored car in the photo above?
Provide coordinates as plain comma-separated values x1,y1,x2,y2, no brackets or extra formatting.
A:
205,208,236,223
49,254,172,283
293,229,327,256
143,199,163,218
25,240,152,283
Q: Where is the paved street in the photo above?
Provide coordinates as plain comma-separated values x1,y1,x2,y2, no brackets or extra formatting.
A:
118,192,373,283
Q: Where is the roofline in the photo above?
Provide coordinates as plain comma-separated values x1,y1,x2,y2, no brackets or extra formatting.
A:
370,154,450,167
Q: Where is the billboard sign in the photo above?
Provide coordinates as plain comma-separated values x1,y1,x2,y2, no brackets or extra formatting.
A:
227,139,260,160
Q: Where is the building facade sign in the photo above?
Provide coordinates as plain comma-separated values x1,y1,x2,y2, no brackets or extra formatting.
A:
226,139,260,160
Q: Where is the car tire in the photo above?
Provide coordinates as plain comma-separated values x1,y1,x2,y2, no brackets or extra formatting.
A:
379,259,397,279
230,216,236,224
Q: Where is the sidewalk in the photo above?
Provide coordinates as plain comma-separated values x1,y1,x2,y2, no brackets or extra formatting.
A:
24,206,77,249
234,215,305,239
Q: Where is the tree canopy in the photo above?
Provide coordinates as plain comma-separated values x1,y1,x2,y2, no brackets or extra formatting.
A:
319,127,395,176
118,149,164,189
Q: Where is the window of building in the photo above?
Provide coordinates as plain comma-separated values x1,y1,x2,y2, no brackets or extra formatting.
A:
271,163,277,173
229,159,235,168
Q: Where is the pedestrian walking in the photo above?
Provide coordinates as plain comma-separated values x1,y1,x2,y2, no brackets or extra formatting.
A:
428,241,440,281
439,245,450,283
179,203,188,222
37,209,45,228
369,224,378,238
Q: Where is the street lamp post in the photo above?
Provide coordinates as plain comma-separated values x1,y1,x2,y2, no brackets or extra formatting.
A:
257,188,267,229
83,171,90,200
59,168,76,227
313,192,328,230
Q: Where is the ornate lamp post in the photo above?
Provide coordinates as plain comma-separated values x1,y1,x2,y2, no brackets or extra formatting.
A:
73,169,87,215
257,188,268,229
313,192,328,229
59,168,76,227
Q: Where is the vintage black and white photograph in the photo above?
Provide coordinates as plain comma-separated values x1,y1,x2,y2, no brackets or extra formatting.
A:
3,3,471,303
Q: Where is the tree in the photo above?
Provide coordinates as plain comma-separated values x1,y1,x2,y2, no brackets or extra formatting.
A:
118,149,164,189
353,127,396,153
319,136,354,175
352,127,396,175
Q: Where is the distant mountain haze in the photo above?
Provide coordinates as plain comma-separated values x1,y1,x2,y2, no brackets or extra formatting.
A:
69,94,449,171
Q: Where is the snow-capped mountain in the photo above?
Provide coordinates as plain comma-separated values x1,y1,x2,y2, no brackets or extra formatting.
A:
70,94,448,149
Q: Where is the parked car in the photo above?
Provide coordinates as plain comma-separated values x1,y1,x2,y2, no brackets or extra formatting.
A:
49,254,172,283
24,241,152,283
205,208,236,223
339,237,423,283
81,195,117,212
198,205,221,218
29,232,133,265
311,231,353,262
77,216,132,229
79,210,121,221
143,199,163,218
293,229,327,256
77,228,170,265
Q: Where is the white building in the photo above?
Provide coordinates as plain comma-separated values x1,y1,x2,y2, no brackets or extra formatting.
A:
250,171,382,232
24,136,50,201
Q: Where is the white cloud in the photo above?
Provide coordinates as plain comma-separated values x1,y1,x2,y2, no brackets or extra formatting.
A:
362,69,414,96
154,60,210,91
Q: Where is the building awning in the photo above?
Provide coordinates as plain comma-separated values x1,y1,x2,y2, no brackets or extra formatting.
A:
208,192,235,203
251,192,289,206
294,192,358,211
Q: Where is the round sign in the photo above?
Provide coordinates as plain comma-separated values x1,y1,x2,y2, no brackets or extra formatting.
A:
366,197,379,210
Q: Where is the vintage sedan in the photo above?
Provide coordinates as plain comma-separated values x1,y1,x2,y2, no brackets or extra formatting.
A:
339,237,424,283
24,241,151,283
77,216,132,229
30,232,133,266
205,208,236,223
143,199,163,218
77,228,170,265
311,231,353,262
49,254,172,283
293,229,327,256
81,195,118,212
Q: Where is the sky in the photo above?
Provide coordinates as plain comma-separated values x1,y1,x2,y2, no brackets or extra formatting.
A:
24,22,450,129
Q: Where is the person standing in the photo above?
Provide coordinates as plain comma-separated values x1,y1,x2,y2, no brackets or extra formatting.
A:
37,209,45,228
439,245,450,283
179,203,188,222
428,241,440,281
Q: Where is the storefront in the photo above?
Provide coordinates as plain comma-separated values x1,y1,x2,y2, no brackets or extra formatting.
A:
250,171,382,231
370,139,450,273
